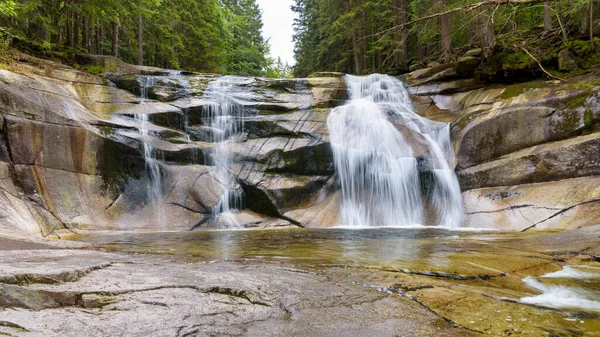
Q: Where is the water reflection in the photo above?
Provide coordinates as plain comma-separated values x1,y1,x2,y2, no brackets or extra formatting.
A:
80,228,477,269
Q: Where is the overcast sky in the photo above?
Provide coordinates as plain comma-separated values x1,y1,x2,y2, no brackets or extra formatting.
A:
256,0,296,66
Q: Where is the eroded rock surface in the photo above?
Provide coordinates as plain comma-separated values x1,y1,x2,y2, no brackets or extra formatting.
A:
0,54,349,235
408,63,600,230
0,249,471,337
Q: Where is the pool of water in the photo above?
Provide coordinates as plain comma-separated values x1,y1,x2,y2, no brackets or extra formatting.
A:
75,227,600,329
78,227,517,269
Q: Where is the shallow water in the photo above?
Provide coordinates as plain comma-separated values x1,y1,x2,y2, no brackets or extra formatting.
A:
79,227,523,269
74,227,600,334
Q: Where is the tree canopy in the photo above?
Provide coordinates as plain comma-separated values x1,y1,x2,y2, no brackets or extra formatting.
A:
0,0,272,75
292,0,600,78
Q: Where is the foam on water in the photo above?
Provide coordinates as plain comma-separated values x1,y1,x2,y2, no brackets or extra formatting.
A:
521,276,600,312
542,266,600,279
521,266,600,312
327,74,463,228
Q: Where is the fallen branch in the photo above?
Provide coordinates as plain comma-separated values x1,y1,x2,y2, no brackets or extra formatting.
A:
518,45,566,82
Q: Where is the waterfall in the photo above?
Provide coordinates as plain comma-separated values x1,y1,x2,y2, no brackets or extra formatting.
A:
135,76,165,226
327,74,463,228
202,76,246,227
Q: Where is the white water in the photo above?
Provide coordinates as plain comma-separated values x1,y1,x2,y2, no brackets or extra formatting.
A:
201,76,246,227
327,74,463,228
521,270,600,312
541,266,600,279
135,76,165,226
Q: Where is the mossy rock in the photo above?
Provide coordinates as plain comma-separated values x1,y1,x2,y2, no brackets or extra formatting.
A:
307,72,345,78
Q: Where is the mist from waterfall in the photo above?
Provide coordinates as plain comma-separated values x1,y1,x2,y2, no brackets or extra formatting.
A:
135,75,165,226
202,76,246,227
327,74,463,228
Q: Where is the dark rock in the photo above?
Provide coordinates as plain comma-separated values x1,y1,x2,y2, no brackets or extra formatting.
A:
455,56,480,75
558,49,577,72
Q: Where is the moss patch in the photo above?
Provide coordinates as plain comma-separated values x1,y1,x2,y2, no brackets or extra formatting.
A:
84,65,105,76
564,91,593,109
500,81,545,99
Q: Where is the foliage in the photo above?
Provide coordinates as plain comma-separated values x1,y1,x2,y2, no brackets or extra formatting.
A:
85,64,104,75
0,0,269,74
221,0,269,76
0,33,11,61
264,57,294,78
292,0,600,78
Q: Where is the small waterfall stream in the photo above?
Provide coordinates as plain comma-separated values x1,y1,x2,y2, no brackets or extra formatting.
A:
327,74,463,228
202,76,246,227
135,76,165,226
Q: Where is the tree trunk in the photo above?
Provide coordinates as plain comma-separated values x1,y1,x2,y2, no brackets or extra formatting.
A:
57,22,63,45
67,11,74,47
440,0,452,63
82,15,89,50
111,21,119,57
480,8,495,51
96,25,102,55
138,14,143,65
73,13,80,48
88,18,94,54
544,1,552,31
352,32,362,74
394,0,409,64
591,0,595,49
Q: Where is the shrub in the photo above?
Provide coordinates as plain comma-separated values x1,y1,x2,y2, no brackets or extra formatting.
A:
0,33,11,60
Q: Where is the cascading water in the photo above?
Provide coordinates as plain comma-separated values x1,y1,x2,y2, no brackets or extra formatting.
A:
202,76,246,227
327,74,463,228
135,76,165,226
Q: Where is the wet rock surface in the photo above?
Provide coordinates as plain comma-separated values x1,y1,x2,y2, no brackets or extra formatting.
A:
0,54,347,234
1,226,599,336
0,249,471,337
408,66,600,231
1,51,600,236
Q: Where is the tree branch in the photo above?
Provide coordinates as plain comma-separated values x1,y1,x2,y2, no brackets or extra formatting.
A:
518,45,565,81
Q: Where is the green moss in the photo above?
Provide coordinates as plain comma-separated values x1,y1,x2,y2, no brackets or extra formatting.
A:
104,58,118,73
584,110,594,127
500,81,545,99
500,51,535,71
85,65,105,75
564,91,591,109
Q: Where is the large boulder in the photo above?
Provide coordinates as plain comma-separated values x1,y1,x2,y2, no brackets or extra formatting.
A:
446,75,600,230
458,131,600,190
558,49,577,72
463,176,600,231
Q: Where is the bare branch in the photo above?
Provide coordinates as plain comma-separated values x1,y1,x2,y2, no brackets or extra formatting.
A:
518,45,565,81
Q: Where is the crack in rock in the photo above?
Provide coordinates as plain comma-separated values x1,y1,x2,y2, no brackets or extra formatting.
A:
381,268,504,281
0,263,113,285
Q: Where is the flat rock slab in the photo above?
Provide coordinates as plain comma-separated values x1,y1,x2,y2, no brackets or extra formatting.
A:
0,250,472,337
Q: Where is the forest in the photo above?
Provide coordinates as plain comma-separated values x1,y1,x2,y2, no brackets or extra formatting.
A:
292,0,600,79
0,0,278,76
0,0,598,78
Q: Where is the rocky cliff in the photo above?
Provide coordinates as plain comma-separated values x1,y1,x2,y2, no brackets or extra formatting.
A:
404,54,600,231
0,52,598,237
